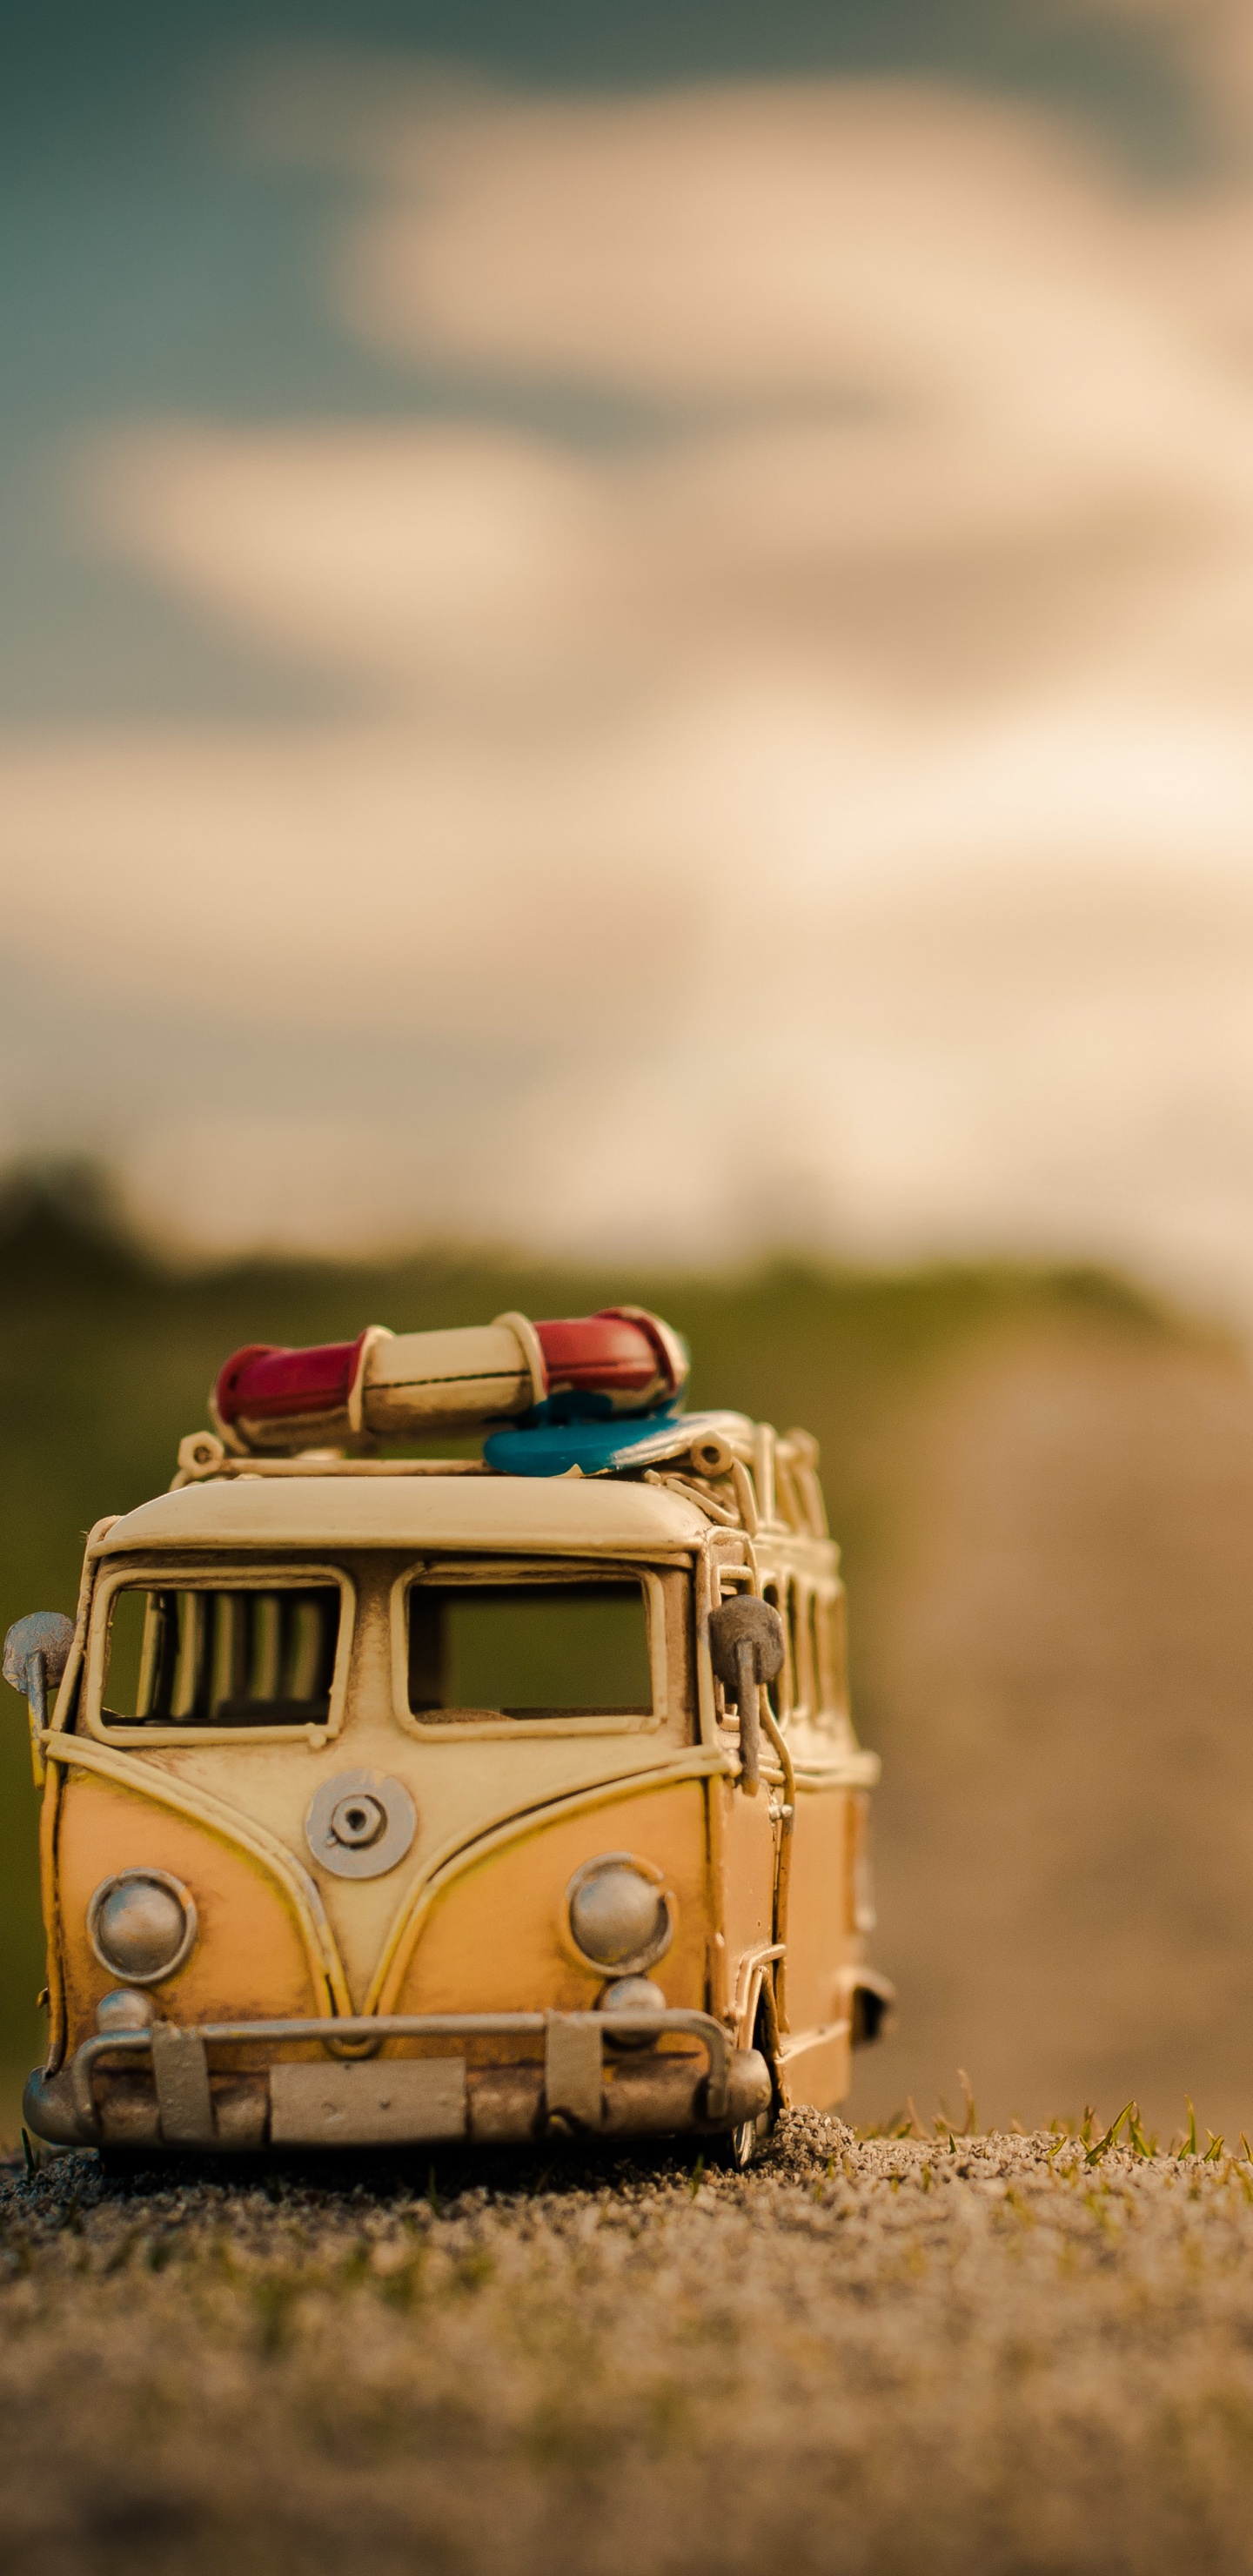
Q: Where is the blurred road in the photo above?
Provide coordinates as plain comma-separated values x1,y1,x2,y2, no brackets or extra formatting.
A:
851,1309,1253,2139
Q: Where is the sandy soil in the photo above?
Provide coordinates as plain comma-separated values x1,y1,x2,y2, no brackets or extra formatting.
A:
9,2114,1253,2576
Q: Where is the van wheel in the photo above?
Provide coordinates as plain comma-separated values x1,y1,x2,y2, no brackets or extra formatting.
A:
711,2109,773,2171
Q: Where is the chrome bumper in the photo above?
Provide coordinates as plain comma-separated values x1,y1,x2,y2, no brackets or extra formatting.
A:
24,2010,772,2153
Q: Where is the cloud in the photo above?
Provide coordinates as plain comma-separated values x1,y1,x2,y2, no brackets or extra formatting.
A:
83,408,1247,718
82,69,1253,741
8,38,1253,1303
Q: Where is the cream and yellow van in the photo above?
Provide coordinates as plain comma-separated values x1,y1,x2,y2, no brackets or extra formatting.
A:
5,1307,888,2164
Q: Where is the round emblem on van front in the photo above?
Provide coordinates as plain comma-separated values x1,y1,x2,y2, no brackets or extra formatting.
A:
305,1768,416,1880
330,1790,386,1849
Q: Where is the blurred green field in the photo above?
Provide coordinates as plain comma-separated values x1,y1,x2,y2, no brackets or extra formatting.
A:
0,1165,1169,2132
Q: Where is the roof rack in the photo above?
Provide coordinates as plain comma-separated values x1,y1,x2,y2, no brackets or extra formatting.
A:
171,1309,828,1534
171,1418,830,1541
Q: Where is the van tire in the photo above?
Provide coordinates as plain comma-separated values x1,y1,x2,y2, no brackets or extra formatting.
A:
710,2106,774,2171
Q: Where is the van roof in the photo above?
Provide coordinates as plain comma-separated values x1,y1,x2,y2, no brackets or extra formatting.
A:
97,1472,710,1560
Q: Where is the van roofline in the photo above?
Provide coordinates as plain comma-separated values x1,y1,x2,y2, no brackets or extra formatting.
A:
95,1472,714,1559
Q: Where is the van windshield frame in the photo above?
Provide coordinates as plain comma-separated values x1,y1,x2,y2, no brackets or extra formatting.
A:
389,1557,673,1741
83,1560,356,1748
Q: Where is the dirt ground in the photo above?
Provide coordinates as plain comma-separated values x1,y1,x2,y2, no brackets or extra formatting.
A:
10,2112,1253,2576
845,1310,1253,2140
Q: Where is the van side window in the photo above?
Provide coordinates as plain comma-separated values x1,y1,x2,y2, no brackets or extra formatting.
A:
789,1585,815,1720
102,1584,341,1727
761,1578,793,1724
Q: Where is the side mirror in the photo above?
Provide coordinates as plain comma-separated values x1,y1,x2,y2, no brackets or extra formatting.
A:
707,1595,785,1796
3,1612,76,1732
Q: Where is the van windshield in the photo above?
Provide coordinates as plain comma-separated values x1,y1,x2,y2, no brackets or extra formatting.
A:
406,1578,651,1721
102,1582,342,1727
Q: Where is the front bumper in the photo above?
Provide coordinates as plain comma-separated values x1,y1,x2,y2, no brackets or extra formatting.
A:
24,2009,772,2154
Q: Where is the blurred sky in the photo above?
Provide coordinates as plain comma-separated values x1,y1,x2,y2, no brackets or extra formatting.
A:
5,0,1253,1306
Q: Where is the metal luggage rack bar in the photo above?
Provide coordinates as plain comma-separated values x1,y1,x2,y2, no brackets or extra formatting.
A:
172,1445,492,1486
168,1419,828,1540
70,2007,734,2141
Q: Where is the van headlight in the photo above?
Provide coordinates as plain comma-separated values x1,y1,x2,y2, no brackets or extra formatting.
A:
564,1854,673,1974
87,1869,198,1985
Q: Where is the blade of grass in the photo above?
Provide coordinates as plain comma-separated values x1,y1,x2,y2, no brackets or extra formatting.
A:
1085,2103,1134,2166
1176,2097,1198,2159
1127,2104,1156,2159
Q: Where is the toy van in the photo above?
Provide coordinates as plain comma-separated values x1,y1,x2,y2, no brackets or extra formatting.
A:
5,1307,889,2163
